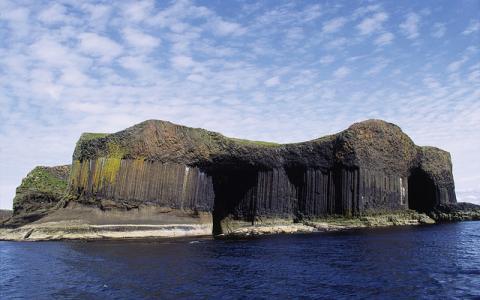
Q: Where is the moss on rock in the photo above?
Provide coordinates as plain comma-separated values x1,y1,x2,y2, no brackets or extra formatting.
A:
7,165,71,227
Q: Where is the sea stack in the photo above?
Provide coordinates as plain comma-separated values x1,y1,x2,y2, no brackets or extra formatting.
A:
2,119,471,240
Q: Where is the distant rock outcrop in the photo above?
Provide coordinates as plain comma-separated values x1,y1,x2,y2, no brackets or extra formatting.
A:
3,166,70,227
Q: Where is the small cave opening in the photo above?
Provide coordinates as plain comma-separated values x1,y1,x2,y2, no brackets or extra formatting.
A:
285,166,306,216
210,166,258,235
408,168,437,212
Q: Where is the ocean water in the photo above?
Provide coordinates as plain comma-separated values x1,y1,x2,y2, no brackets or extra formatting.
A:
1,222,479,299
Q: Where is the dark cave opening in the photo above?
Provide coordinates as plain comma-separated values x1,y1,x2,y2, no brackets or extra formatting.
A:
408,168,437,212
285,166,306,217
210,167,258,235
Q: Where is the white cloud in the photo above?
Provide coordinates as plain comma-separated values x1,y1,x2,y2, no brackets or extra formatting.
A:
432,23,446,38
322,17,347,34
333,66,351,79
357,12,388,35
59,68,89,86
123,27,160,52
285,27,304,44
171,55,195,69
0,6,29,23
81,3,111,30
447,57,468,73
326,37,348,49
30,38,89,69
37,3,69,24
264,76,280,87
210,19,246,36
468,70,480,83
319,55,335,65
119,56,148,72
400,13,420,39
0,5,30,37
463,20,480,35
353,4,381,19
121,0,154,22
374,32,394,46
78,32,123,61
187,73,205,83
365,59,389,75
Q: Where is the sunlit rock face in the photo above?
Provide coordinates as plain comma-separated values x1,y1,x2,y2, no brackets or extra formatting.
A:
69,119,456,233
4,165,70,226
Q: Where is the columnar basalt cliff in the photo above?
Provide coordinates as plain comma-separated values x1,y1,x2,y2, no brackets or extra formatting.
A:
68,119,456,234
3,119,472,241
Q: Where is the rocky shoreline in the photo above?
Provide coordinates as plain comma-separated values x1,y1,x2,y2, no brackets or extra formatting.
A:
429,202,480,221
1,210,438,241
0,222,212,241
2,206,479,241
217,211,437,237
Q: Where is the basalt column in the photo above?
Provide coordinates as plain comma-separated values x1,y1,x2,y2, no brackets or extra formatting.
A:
358,169,408,214
66,119,457,233
70,159,215,211
286,167,337,217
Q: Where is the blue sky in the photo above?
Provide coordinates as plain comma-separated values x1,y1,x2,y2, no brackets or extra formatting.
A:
0,0,479,209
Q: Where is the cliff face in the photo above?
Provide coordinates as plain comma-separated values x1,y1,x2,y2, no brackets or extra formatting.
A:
4,166,70,226
0,210,12,223
69,119,456,234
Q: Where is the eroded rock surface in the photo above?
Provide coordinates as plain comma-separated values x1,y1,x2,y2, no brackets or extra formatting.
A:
0,210,12,222
69,119,457,234
429,202,480,221
2,119,471,240
3,165,70,227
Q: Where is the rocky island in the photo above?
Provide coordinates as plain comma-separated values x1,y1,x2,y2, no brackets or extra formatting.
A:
1,119,479,241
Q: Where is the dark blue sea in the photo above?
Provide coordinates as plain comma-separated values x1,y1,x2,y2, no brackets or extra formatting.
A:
1,222,479,299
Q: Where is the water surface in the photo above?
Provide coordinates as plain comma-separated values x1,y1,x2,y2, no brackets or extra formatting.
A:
1,222,479,299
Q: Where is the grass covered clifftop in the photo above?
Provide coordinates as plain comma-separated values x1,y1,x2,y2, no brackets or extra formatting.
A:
72,120,286,165
4,165,71,227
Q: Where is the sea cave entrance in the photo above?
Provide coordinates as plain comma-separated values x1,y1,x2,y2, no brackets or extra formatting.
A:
210,166,258,235
408,168,437,212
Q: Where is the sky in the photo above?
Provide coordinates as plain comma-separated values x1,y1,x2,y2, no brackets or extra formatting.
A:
0,0,479,209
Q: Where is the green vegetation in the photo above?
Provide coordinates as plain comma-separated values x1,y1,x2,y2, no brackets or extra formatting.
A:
227,137,280,147
73,133,110,161
15,167,68,195
78,132,109,143
185,125,280,148
106,141,126,158
12,166,71,215
75,133,109,151
102,157,122,184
